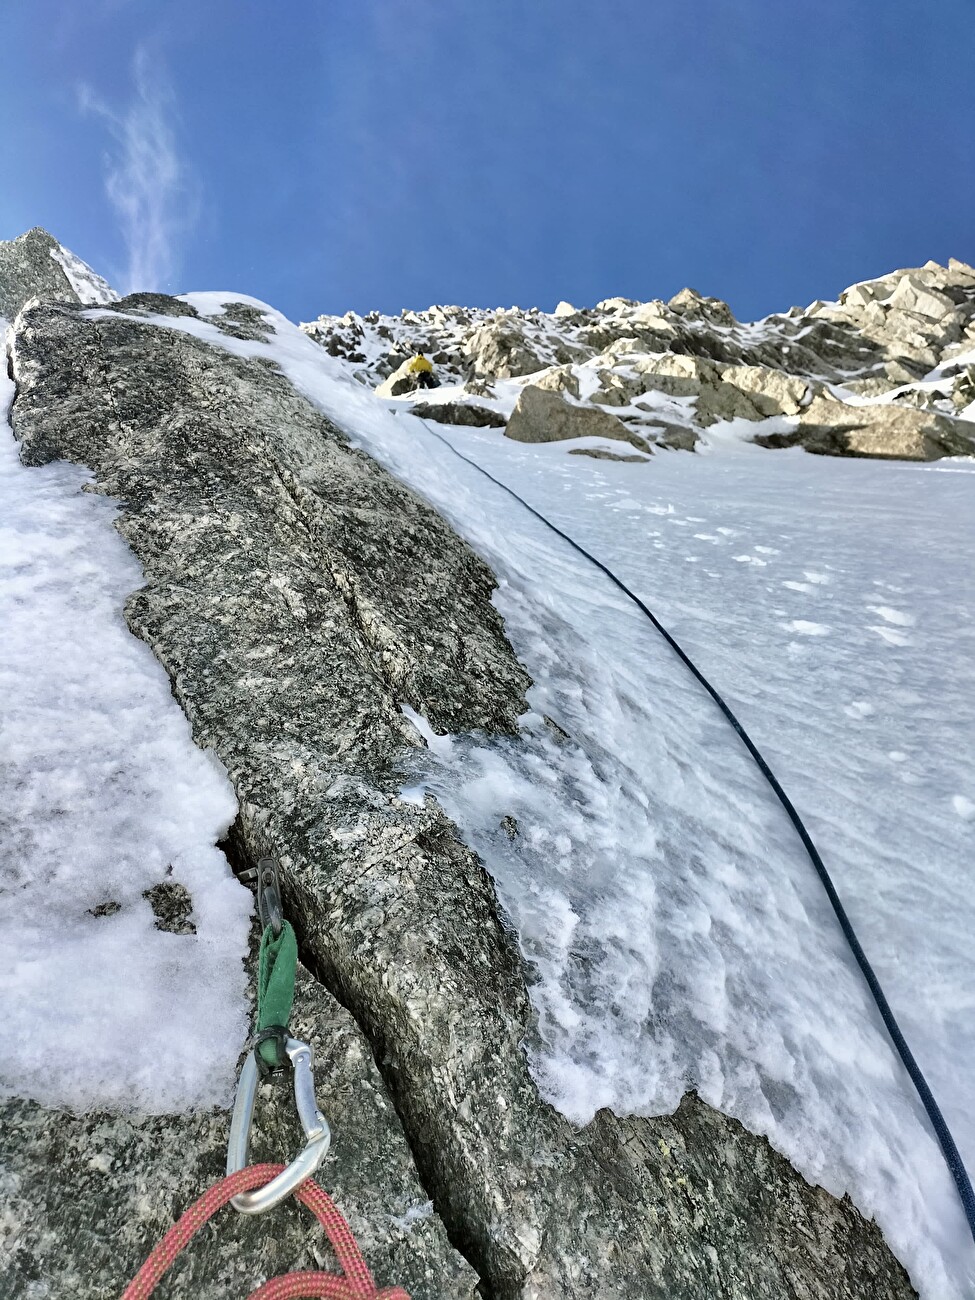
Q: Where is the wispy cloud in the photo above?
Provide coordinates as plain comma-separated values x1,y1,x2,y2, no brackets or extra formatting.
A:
80,47,197,293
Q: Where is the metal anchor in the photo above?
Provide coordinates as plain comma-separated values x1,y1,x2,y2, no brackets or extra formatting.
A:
237,855,285,937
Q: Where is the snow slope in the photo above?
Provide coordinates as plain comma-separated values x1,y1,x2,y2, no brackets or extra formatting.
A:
0,321,250,1115
85,294,973,1299
340,406,975,1300
48,241,118,306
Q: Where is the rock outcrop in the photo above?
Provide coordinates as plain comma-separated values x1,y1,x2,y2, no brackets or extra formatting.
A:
302,259,975,461
408,400,506,427
759,393,972,459
464,320,546,378
3,285,915,1298
605,352,805,426
505,384,651,451
0,226,117,319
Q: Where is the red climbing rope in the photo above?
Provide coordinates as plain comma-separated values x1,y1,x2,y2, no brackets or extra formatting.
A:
121,1163,410,1300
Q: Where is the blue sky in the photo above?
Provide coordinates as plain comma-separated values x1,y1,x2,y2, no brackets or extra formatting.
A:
1,0,973,322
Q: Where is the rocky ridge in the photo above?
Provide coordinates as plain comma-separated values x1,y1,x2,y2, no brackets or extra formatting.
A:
302,260,975,461
0,226,118,319
0,231,922,1298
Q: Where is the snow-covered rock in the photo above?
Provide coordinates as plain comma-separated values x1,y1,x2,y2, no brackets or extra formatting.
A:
464,319,545,378
667,285,737,326
4,232,974,1299
788,393,972,459
376,354,431,397
1,253,920,1296
526,362,581,398
409,400,506,427
719,363,815,416
303,258,975,461
0,226,117,318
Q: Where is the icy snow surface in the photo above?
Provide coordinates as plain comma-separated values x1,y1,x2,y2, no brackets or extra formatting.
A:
121,294,973,1298
0,327,250,1114
48,242,118,306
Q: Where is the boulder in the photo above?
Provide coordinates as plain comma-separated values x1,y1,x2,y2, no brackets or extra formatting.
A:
630,353,771,424
549,337,592,365
596,296,640,312
568,447,651,462
632,351,722,393
838,376,903,398
6,293,914,1298
505,384,650,450
948,257,975,285
719,364,815,416
596,337,652,364
879,309,946,363
667,287,736,327
629,299,671,325
840,283,885,311
527,363,581,398
951,365,975,412
408,401,506,428
885,358,927,384
463,322,543,378
761,394,974,459
854,300,890,328
654,424,701,451
587,367,645,407
888,274,957,321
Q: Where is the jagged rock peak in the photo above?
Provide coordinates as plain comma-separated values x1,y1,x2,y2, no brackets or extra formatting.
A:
0,227,118,320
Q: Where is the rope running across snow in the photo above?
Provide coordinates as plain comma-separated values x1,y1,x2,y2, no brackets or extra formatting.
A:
415,416,975,1246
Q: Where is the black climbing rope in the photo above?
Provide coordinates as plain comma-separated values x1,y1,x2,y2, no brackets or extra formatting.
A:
415,417,975,1245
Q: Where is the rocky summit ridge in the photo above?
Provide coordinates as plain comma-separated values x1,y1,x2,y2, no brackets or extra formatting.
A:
0,228,950,1298
302,258,975,462
0,226,118,319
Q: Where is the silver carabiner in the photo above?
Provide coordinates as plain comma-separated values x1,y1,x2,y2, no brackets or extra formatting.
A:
226,1036,331,1214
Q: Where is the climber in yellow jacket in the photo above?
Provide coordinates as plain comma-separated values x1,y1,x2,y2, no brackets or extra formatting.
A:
405,351,437,390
